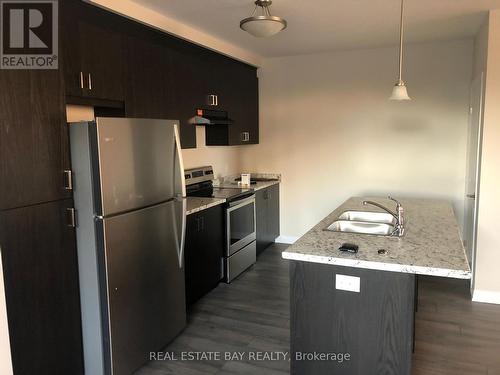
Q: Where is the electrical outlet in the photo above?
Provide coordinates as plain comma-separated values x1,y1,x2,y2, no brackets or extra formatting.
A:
335,274,360,293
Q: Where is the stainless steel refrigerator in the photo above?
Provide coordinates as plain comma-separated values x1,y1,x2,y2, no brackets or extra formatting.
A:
69,117,187,375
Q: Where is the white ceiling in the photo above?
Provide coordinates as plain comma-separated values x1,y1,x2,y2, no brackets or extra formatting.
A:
133,0,500,57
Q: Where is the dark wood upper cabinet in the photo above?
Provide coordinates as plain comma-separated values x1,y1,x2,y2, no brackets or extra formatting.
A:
228,64,259,145
124,25,196,148
0,68,71,210
62,0,125,103
61,0,258,146
78,20,125,101
0,199,84,375
205,59,259,146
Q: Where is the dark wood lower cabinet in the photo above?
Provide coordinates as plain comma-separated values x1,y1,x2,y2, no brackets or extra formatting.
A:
256,184,280,255
0,200,84,375
290,261,415,375
184,205,224,307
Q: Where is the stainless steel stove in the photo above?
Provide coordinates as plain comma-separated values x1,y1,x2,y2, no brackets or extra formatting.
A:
185,167,252,201
185,166,256,282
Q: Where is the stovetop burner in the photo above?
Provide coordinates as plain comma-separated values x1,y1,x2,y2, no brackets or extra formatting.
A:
184,166,254,202
187,185,252,201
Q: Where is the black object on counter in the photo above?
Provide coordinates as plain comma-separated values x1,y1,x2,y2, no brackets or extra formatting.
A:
339,243,359,253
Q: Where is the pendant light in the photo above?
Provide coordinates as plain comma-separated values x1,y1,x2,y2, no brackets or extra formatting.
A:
240,0,287,38
390,0,411,101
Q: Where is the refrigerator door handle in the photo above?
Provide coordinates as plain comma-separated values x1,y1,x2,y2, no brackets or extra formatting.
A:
177,198,187,269
173,124,186,198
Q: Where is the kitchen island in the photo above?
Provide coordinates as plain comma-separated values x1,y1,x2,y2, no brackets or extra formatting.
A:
282,197,471,375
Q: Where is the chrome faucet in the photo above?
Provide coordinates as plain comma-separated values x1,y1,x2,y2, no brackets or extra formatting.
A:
362,196,405,237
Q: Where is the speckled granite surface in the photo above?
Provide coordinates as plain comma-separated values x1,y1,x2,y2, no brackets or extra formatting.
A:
282,197,471,279
186,197,226,216
216,180,280,191
214,173,281,191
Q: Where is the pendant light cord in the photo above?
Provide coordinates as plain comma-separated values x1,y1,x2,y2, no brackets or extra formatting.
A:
398,0,405,83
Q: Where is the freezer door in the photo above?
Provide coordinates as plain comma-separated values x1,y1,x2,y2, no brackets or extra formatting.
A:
100,200,186,375
94,117,184,216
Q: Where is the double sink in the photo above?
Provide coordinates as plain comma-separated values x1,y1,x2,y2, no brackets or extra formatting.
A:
325,210,398,236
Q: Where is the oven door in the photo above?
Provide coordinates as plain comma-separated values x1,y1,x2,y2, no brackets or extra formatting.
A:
226,196,256,256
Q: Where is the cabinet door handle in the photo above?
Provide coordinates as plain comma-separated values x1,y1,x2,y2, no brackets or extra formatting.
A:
79,72,84,89
208,94,218,106
63,169,73,190
88,73,92,90
241,132,250,142
66,208,77,228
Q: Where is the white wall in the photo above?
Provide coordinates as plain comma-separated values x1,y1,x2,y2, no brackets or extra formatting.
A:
473,19,489,80
241,39,473,238
473,10,500,303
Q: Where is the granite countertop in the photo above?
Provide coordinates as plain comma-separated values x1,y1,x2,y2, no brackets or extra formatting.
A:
214,173,281,192
216,180,280,191
186,197,226,216
282,197,471,279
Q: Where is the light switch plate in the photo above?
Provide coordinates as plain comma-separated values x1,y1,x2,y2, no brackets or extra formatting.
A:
335,274,360,293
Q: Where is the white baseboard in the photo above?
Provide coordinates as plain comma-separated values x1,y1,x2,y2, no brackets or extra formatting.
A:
275,235,299,244
472,289,500,305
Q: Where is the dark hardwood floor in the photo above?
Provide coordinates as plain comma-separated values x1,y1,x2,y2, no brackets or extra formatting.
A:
135,244,500,375
413,276,500,375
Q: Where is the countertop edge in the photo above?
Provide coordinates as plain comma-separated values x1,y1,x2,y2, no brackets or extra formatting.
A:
214,179,280,191
281,251,472,280
252,180,280,191
186,198,226,216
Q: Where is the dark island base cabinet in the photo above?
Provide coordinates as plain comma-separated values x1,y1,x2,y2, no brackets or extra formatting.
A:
184,205,224,307
290,261,415,375
0,199,84,375
256,184,280,255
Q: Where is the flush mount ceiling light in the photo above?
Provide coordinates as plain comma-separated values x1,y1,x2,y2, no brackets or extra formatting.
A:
390,0,411,101
240,0,287,38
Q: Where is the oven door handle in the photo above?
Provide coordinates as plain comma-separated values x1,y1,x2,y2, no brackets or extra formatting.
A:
227,196,255,210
